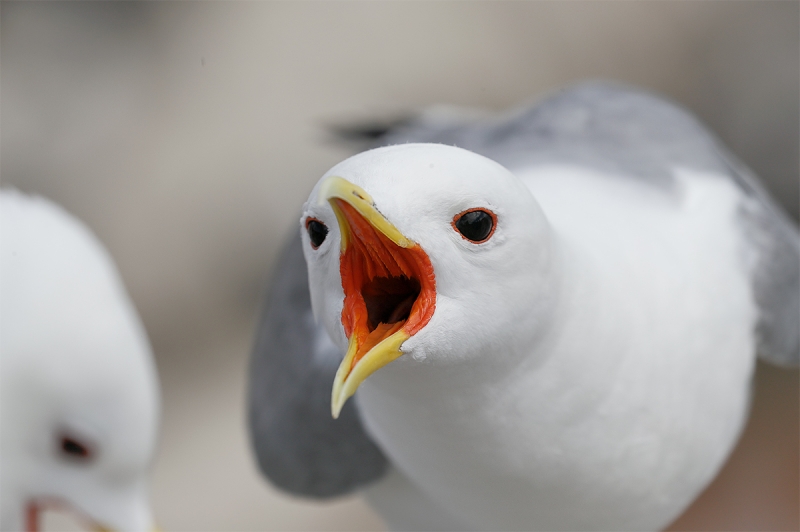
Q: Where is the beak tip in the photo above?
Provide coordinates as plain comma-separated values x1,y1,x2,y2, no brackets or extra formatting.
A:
331,400,342,419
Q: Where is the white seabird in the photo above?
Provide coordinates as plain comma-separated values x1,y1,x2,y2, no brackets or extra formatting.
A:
1,190,161,531
248,83,799,531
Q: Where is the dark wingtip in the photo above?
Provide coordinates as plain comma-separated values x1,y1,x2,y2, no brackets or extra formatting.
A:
326,116,415,145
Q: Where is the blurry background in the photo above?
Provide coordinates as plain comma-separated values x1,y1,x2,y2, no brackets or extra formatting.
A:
2,2,798,530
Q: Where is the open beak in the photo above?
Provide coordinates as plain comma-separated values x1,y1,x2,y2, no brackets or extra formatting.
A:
319,177,436,418
25,500,160,532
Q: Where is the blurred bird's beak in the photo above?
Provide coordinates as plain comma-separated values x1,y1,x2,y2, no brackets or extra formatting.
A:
92,525,160,532
92,524,160,532
25,499,160,532
318,177,436,418
90,515,161,532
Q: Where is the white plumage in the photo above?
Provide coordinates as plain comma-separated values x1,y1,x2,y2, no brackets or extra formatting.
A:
250,84,798,531
0,190,160,531
301,145,760,530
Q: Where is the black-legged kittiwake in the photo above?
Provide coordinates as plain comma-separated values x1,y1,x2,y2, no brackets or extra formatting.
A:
248,83,799,531
1,190,161,531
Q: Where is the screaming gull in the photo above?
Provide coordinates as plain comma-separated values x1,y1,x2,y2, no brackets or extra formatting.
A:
249,83,798,531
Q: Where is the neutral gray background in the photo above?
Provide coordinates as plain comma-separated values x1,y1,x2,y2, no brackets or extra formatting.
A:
2,2,797,530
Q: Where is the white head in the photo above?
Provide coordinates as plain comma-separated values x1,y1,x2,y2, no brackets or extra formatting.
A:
0,191,160,531
301,144,559,416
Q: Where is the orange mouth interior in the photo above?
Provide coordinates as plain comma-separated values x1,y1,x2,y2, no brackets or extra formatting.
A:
335,200,436,374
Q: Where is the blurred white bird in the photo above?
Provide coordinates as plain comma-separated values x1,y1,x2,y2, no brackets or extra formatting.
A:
1,190,160,532
249,83,799,531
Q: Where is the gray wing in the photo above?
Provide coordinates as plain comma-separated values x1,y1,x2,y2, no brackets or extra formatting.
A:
718,151,799,366
370,82,799,365
248,232,388,498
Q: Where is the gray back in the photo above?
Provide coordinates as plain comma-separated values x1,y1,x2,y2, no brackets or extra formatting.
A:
377,82,799,365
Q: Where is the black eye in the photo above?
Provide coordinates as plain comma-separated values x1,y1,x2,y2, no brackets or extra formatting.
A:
59,435,93,462
306,218,328,249
453,209,496,243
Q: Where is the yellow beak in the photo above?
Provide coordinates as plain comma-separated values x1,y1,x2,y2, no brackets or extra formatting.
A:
318,176,414,251
318,177,436,419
